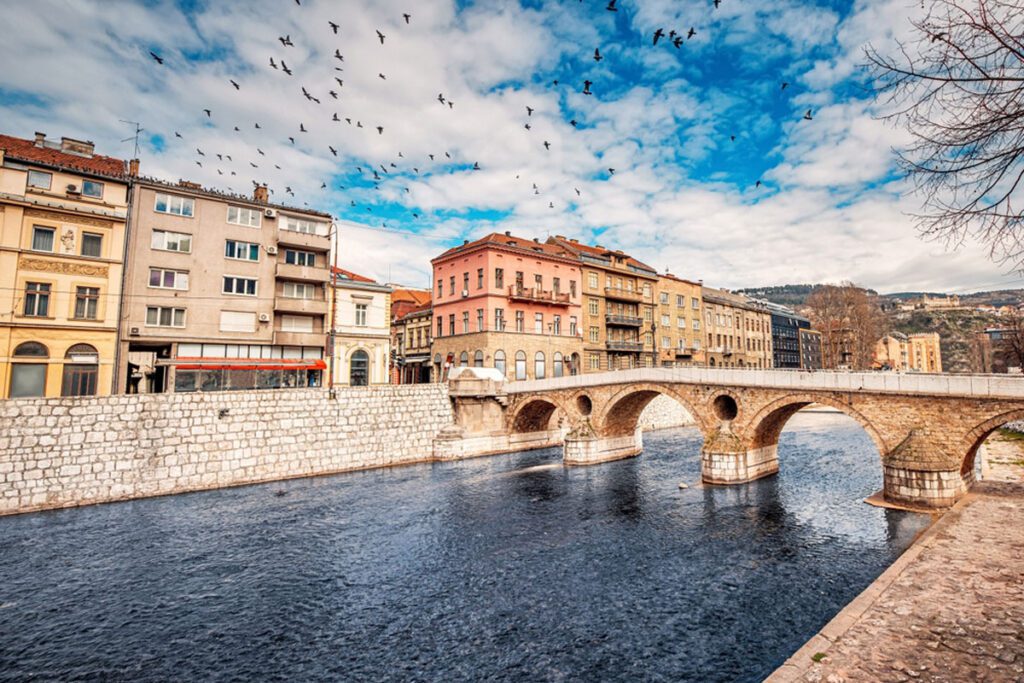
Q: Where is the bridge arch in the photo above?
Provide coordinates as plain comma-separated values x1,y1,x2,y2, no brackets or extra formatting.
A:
596,383,709,438
509,396,571,434
744,393,888,459
961,408,1024,475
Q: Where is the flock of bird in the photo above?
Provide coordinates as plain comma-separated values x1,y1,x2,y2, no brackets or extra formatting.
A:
144,0,816,225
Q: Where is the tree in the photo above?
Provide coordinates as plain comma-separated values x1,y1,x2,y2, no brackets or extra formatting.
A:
805,282,888,369
996,308,1024,370
865,0,1024,267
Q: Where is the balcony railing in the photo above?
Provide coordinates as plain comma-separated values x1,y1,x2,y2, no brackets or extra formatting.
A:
276,262,330,283
605,314,643,327
273,297,328,316
604,287,644,303
606,340,644,352
508,286,571,306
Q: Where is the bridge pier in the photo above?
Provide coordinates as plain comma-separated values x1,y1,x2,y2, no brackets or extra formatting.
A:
563,429,643,466
702,445,780,485
882,466,973,509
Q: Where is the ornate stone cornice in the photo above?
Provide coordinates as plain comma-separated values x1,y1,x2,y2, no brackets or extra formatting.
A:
18,256,109,277
24,208,114,229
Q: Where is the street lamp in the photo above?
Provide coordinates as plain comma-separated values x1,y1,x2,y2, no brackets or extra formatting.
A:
650,321,657,368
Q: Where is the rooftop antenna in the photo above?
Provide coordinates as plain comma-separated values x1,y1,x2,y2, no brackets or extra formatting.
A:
119,119,144,158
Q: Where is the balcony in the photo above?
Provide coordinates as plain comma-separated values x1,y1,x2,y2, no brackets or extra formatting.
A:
508,286,571,306
277,229,330,251
604,287,644,303
273,297,328,316
273,330,326,347
276,262,329,283
606,340,644,353
605,314,643,327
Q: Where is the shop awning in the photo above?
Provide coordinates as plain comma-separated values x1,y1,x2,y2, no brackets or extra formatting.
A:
165,358,327,371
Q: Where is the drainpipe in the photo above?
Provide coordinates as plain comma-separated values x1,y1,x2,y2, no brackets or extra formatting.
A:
327,220,338,398
112,167,138,394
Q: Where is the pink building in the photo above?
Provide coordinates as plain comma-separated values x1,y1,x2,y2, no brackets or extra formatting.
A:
430,231,583,380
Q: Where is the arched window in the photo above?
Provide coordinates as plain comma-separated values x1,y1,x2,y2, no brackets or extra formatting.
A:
459,351,469,367
350,349,369,386
535,351,546,380
709,357,716,367
433,353,442,383
473,350,484,367
62,344,99,397
494,350,506,377
553,352,564,378
10,342,49,398
515,351,527,381
569,353,580,376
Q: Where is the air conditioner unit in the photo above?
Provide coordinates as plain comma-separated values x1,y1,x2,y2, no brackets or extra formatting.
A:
264,208,277,219
66,184,80,194
266,245,278,255
461,289,469,298
258,313,271,322
129,327,140,336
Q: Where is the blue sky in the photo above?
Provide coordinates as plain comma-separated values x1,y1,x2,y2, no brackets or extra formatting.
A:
2,0,1021,293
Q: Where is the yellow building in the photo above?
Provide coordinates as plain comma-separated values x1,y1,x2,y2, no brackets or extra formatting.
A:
0,132,129,397
701,286,773,368
654,273,705,366
874,332,942,373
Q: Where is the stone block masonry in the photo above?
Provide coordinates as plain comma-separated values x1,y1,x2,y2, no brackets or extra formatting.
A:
0,385,453,516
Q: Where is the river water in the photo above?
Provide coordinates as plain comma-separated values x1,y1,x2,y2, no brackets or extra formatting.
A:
0,412,931,682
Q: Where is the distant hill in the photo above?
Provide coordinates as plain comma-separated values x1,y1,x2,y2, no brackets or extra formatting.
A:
739,284,1024,309
736,284,878,308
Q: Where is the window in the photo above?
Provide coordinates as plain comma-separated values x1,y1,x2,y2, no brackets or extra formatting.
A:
220,311,256,333
476,308,483,331
350,349,369,386
355,303,367,326
515,351,527,380
692,297,700,309
570,317,578,336
534,313,543,333
151,230,192,253
693,339,701,349
449,276,455,296
515,271,524,288
553,277,560,295
676,295,684,307
282,282,315,299
227,205,261,227
149,268,189,290
27,170,51,189
282,216,322,234
462,311,469,333
31,226,55,252
588,298,599,315
459,352,469,367
477,268,484,289
474,351,484,367
643,283,652,299
146,306,186,327
495,268,504,289
81,232,102,258
588,272,598,289
662,336,671,348
553,352,564,378
677,317,686,328
437,316,443,337
223,276,257,296
494,308,505,331
226,240,260,261
534,274,542,289
154,192,194,217
23,282,50,317
661,314,670,326
463,272,469,293
515,311,524,332
10,342,48,397
553,315,561,335
82,180,103,198
448,314,455,335
61,345,99,397
494,350,506,376
643,307,653,322
660,292,669,304
570,280,577,297
74,287,99,319
589,353,601,370
535,352,546,379
589,326,599,343
437,279,443,297
280,315,314,332
693,319,700,330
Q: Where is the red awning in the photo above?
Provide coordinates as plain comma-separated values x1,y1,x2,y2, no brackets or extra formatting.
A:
170,358,327,371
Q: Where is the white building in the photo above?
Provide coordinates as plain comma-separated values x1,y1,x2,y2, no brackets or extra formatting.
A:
330,268,391,386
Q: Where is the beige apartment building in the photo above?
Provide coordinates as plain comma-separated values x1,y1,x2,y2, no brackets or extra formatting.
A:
119,180,331,393
701,287,772,368
330,267,391,386
874,332,943,373
546,236,659,372
654,274,706,367
0,132,129,398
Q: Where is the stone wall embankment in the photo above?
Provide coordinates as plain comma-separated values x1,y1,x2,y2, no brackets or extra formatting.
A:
0,385,452,516
637,394,696,431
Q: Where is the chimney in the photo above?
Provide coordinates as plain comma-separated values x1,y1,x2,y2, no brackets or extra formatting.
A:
504,231,511,236
60,136,95,157
33,132,46,147
253,183,269,203
128,159,140,177
533,237,539,243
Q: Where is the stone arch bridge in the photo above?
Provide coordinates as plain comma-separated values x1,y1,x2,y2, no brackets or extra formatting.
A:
433,368,1024,509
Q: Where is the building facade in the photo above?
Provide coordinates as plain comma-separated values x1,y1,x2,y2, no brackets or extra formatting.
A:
0,132,129,398
119,180,331,393
546,236,658,373
330,267,391,386
701,287,773,368
798,328,823,370
873,332,943,373
431,232,583,381
392,302,433,383
762,300,811,369
654,273,705,367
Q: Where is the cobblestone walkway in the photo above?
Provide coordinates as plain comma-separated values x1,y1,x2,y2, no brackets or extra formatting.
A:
769,480,1024,682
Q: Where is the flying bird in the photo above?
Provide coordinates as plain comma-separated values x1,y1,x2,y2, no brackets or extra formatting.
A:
174,131,183,138
653,28,665,45
321,182,327,189
803,109,813,120
300,123,307,132
278,35,293,47
438,93,446,104
594,47,603,62
608,168,616,175
403,13,411,23
288,137,295,144
582,80,592,95
149,51,164,65
203,109,211,117
376,126,384,135
575,188,581,196
570,119,578,127
332,113,341,121
673,36,683,48
281,61,292,75
195,161,202,167
755,180,762,187
233,126,240,132
329,146,337,156
378,73,386,80
269,57,277,69
543,141,550,150
526,106,534,116
230,79,239,90
255,122,261,129
714,0,721,7
334,49,344,61
257,148,265,155
329,21,339,34
781,82,789,90
524,123,531,130
376,30,385,44
329,90,338,99
687,27,696,39
606,0,618,10
196,148,205,156
473,162,480,170
335,77,344,87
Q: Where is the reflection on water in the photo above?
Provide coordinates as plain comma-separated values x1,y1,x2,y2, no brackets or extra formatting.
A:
0,412,930,682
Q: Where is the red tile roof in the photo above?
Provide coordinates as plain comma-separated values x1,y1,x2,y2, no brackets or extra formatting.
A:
332,266,376,283
391,287,432,306
433,232,577,262
0,133,127,178
547,236,657,273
